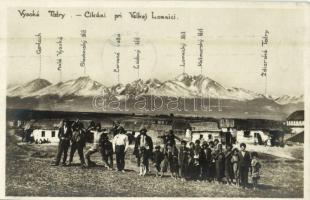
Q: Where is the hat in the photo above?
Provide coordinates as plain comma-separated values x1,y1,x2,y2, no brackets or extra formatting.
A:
181,140,187,145
140,128,147,133
117,126,126,134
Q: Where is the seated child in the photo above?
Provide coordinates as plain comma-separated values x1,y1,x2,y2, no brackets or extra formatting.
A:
251,152,261,190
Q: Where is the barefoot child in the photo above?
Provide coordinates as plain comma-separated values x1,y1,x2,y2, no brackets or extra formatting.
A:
231,148,240,187
251,152,261,190
152,145,164,177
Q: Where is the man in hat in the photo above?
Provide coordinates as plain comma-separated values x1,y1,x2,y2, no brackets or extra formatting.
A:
133,128,153,174
112,126,129,172
111,121,121,137
51,120,72,166
68,121,86,167
158,129,181,149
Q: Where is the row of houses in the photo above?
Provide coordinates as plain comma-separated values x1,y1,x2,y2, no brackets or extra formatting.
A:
7,110,305,145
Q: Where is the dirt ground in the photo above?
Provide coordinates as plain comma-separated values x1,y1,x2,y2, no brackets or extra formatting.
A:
6,131,304,197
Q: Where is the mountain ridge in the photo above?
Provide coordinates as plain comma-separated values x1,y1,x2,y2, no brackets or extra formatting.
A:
7,74,304,105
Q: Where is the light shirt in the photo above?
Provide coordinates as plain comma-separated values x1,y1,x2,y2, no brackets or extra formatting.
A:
140,135,150,149
241,151,246,157
64,126,67,133
140,135,146,147
113,133,129,151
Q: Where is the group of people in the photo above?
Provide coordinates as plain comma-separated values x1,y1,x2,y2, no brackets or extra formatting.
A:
51,120,129,172
35,138,51,144
51,120,262,190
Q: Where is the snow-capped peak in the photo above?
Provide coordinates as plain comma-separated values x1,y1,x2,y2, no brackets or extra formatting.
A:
274,94,304,105
7,78,51,97
22,76,108,98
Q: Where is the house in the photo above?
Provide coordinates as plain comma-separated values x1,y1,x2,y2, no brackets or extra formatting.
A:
33,129,59,143
286,110,304,134
31,119,62,143
286,131,304,143
190,121,222,142
236,130,270,145
172,119,191,135
219,118,235,130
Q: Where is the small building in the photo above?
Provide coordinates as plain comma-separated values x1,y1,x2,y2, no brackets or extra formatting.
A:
31,119,62,143
190,121,222,142
172,119,190,136
33,129,59,143
219,118,235,129
286,110,304,134
286,131,304,143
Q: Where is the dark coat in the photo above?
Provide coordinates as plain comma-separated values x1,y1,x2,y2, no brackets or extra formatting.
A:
152,150,164,166
238,151,251,168
215,151,225,179
133,134,153,157
200,147,212,167
178,146,190,166
71,130,86,146
99,137,113,156
58,126,72,140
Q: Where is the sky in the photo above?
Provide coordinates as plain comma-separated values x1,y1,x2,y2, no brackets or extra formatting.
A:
7,4,306,96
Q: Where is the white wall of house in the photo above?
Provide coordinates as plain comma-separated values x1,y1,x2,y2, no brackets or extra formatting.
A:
286,120,304,127
192,132,221,142
290,127,304,134
33,129,59,143
236,130,270,145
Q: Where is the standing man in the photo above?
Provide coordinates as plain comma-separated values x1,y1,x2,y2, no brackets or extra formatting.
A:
68,121,86,167
51,120,72,166
111,121,121,137
113,126,129,173
238,143,251,188
200,141,212,181
133,128,153,174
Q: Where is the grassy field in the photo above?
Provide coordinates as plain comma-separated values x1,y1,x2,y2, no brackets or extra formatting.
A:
6,130,304,197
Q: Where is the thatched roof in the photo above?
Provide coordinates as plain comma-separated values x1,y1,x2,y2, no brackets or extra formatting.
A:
287,110,304,121
190,121,220,132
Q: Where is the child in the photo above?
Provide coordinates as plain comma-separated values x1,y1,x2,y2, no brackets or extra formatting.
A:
178,140,190,181
192,148,201,181
152,145,164,177
187,142,195,179
215,144,225,184
200,142,212,182
251,152,261,190
99,132,113,170
224,144,233,185
139,147,148,176
209,141,217,183
169,145,179,179
231,148,240,187
160,145,170,178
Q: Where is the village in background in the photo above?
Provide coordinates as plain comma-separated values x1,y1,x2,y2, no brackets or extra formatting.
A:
7,107,304,149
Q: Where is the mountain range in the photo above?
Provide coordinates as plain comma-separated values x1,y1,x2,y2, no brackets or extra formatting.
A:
6,73,304,119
